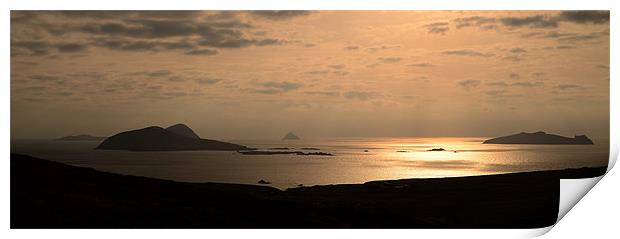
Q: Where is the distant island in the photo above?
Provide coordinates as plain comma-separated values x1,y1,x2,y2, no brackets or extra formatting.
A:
483,131,594,145
96,124,251,151
55,134,107,141
282,132,300,140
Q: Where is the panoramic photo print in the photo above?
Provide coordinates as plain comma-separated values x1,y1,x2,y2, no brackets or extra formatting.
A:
10,10,610,228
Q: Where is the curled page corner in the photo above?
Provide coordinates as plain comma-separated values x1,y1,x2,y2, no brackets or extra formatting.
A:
555,139,618,227
558,176,604,221
526,226,554,238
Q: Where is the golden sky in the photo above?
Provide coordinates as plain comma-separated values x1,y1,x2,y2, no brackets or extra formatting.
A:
10,11,610,139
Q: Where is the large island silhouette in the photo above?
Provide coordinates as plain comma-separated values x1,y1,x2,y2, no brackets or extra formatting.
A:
483,131,594,145
96,124,251,151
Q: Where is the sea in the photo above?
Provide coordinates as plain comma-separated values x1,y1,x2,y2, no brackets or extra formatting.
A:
11,137,610,189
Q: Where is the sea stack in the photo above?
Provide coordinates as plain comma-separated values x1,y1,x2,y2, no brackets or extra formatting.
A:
282,132,300,140
96,124,251,151
483,131,594,145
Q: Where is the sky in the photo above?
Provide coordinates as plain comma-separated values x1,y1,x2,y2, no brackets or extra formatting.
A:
10,11,610,140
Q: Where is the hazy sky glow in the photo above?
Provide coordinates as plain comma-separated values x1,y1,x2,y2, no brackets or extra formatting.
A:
10,11,609,139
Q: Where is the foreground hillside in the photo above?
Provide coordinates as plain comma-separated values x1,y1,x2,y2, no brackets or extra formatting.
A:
11,154,606,228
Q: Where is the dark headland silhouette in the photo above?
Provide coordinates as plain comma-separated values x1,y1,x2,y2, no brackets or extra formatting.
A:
96,124,251,151
55,134,107,141
282,132,300,140
483,131,594,145
11,153,606,228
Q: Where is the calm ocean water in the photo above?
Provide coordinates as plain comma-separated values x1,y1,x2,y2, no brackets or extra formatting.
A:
11,137,609,189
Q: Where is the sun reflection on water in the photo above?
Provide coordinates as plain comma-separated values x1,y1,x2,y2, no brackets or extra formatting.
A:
11,137,610,188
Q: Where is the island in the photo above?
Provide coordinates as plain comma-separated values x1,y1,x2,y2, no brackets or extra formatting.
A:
11,153,607,228
96,124,251,151
297,152,334,156
165,123,201,139
483,131,594,145
282,132,300,140
238,150,334,156
55,134,107,141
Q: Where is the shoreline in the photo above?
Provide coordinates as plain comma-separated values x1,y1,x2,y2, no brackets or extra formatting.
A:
11,153,607,229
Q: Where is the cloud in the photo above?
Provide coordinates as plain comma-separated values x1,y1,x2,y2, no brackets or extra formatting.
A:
11,40,88,56
197,36,284,49
16,86,48,92
509,73,520,79
168,76,184,82
503,55,522,62
55,92,73,97
443,49,494,57
367,45,400,53
253,81,303,94
93,38,160,52
79,17,252,39
304,70,330,75
511,81,544,88
485,90,507,96
428,27,449,34
195,78,222,84
455,11,608,31
254,89,281,95
423,22,449,34
143,70,171,78
486,81,508,87
555,31,607,43
486,79,544,88
555,45,576,50
510,48,527,53
57,10,205,20
55,43,88,53
185,48,219,56
11,11,290,57
458,79,481,89
597,64,609,70
344,45,359,50
408,63,435,67
30,74,61,82
304,91,340,97
328,64,345,70
500,15,558,28
521,30,607,44
247,11,314,20
378,57,402,64
344,91,381,101
92,37,227,55
332,70,349,76
499,11,608,29
453,16,497,29
558,11,609,24
555,84,583,90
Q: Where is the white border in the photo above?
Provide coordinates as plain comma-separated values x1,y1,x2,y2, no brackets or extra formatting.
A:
2,1,617,238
